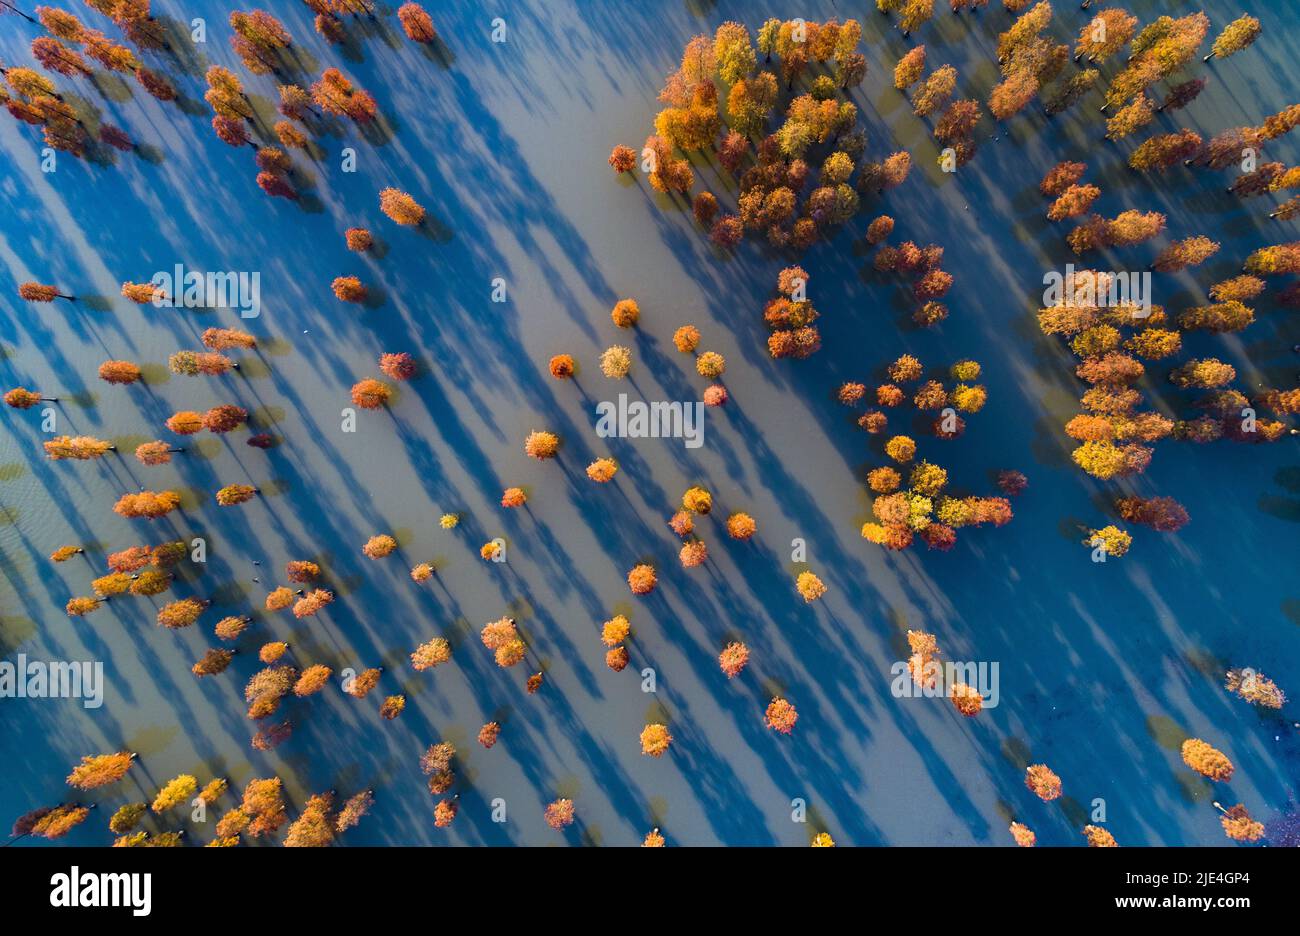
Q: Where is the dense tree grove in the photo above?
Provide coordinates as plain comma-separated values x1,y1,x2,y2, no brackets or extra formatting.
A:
853,355,1015,551
609,19,907,255
1034,136,1293,550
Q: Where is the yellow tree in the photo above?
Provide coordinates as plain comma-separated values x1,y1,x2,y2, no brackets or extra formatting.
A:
1181,739,1234,781
640,723,673,757
411,637,451,671
284,793,337,847
67,751,135,789
1206,16,1260,61
151,775,198,812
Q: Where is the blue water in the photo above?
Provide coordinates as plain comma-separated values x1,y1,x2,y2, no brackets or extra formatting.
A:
1,0,1297,845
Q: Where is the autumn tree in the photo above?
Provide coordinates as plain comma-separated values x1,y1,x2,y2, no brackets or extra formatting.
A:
718,641,749,678
610,298,640,329
396,2,437,42
640,723,673,757
215,484,257,506
1115,495,1188,533
950,683,983,717
1047,185,1100,222
1207,16,1260,62
765,697,798,734
285,560,320,584
1182,738,1234,782
1224,668,1286,710
1218,804,1264,843
1009,822,1036,847
1154,236,1219,273
1075,9,1136,63
240,777,288,837
192,648,234,677
18,281,73,302
544,798,575,830
152,774,197,813
1040,161,1086,197
27,805,90,839
113,490,181,520
1025,764,1062,801
294,664,333,697
894,45,926,91
44,435,114,460
1083,825,1118,847
346,667,381,699
621,561,655,595
158,598,207,630
608,144,636,174
379,187,425,226
351,379,391,409
913,65,956,118
245,665,296,719
1244,243,1300,275
411,637,451,671
50,545,84,563
1105,94,1156,141
203,404,248,433
311,67,376,121
67,751,135,790
1170,358,1236,390
989,70,1040,122
332,275,367,303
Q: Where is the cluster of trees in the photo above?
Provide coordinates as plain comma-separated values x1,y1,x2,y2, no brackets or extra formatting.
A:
11,0,442,195
612,19,900,253
992,9,1262,130
60,538,200,618
419,742,457,824
1037,161,1295,553
0,2,477,845
664,484,757,579
12,752,138,841
763,266,822,358
601,614,631,672
3,3,183,159
987,2,1062,122
905,630,983,716
870,229,955,326
1012,733,1265,844
848,356,1014,551
875,2,931,36
14,745,258,842
1,64,100,156
481,616,527,671
18,0,1295,849
893,45,982,165
228,9,293,75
